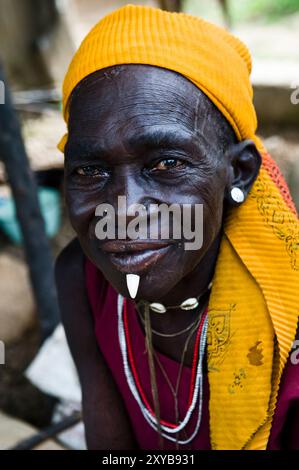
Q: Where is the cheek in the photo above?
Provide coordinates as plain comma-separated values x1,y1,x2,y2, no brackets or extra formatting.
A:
183,179,225,258
200,175,226,236
65,188,98,238
203,193,224,239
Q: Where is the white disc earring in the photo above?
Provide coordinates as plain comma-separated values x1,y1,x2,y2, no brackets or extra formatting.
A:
230,187,245,204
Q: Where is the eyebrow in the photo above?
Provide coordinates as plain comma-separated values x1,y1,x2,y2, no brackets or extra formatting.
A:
127,128,193,150
65,128,196,162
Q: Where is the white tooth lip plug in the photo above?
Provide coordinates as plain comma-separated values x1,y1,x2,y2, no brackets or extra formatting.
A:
126,274,140,299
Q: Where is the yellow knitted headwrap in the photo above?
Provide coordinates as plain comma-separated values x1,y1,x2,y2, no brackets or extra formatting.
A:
59,3,257,151
59,5,299,450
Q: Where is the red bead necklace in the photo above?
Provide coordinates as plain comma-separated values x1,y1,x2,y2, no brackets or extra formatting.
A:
123,298,207,428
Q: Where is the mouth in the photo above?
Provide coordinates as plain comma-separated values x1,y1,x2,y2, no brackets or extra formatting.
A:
100,240,174,273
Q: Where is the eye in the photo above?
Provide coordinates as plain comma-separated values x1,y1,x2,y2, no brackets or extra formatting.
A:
76,165,108,177
151,158,185,171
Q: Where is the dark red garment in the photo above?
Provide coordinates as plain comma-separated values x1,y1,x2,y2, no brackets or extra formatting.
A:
85,258,299,450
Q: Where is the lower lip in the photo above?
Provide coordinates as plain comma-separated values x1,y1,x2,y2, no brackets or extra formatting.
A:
107,245,172,273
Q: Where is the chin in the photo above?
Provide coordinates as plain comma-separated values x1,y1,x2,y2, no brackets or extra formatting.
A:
136,283,174,302
106,264,181,302
130,270,181,302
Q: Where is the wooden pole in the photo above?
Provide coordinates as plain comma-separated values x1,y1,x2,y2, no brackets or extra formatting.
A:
8,412,81,450
159,0,182,13
0,65,60,340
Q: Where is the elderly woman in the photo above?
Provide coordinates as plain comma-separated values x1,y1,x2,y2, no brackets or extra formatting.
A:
55,5,299,450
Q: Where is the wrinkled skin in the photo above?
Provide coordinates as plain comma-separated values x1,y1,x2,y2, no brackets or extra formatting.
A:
64,64,261,347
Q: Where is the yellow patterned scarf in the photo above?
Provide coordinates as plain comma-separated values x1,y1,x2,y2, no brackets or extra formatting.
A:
58,5,299,449
209,152,298,449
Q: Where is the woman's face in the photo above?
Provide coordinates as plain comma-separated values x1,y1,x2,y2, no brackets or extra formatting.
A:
64,65,235,301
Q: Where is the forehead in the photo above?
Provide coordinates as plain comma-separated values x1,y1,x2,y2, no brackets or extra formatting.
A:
66,64,237,160
68,65,205,135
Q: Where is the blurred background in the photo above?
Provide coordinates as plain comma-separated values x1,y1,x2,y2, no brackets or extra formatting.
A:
0,0,298,450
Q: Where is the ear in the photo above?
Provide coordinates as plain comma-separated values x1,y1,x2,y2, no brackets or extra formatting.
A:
224,139,262,207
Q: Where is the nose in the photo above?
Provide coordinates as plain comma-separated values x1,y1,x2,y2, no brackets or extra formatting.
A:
110,168,160,220
104,168,162,240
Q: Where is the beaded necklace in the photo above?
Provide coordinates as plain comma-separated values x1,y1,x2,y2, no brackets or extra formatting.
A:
118,294,209,444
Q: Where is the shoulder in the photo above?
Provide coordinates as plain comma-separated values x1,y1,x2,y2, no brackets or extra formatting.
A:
56,238,106,306
55,237,94,310
55,238,90,339
55,237,85,286
55,239,99,382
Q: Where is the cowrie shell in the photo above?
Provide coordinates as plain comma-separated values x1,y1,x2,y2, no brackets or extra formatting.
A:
149,302,167,314
180,297,199,310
